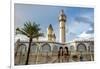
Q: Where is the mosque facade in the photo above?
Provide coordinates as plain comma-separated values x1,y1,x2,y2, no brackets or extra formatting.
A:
15,10,94,65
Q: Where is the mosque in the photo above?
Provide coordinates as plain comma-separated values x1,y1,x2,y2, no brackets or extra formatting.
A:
15,10,94,65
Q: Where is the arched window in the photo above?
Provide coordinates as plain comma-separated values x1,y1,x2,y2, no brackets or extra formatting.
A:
41,43,51,53
17,44,27,54
77,43,87,52
53,45,58,53
30,43,38,53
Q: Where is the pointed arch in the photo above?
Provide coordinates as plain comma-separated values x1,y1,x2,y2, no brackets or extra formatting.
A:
30,43,39,53
53,45,58,53
77,43,87,52
15,43,27,65
40,43,51,53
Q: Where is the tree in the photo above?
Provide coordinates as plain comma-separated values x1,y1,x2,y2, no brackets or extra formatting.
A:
16,21,43,65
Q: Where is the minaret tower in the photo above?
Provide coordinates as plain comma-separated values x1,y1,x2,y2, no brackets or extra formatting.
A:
47,24,53,42
59,10,66,43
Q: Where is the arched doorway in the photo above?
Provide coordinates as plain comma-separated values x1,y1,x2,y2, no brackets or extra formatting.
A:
58,47,63,56
63,47,69,62
58,47,63,62
64,47,69,55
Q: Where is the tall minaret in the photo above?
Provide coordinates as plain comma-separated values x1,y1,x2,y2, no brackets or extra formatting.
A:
47,24,53,42
59,10,66,43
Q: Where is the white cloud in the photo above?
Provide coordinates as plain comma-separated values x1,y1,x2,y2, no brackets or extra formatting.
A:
78,31,94,39
68,20,90,34
88,27,93,30
67,32,78,41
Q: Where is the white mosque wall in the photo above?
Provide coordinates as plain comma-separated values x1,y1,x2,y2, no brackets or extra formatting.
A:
14,39,94,65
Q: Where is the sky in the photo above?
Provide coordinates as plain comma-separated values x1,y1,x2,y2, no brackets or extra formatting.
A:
14,3,94,42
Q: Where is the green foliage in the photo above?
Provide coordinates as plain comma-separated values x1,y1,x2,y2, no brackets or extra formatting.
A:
16,21,44,39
